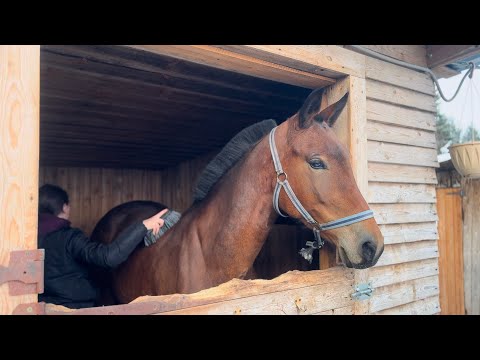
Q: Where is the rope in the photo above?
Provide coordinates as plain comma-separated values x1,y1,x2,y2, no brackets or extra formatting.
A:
348,45,477,102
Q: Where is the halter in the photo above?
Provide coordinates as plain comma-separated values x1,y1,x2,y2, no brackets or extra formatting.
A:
268,127,374,263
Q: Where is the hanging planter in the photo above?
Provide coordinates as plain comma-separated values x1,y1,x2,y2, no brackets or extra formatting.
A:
449,141,480,179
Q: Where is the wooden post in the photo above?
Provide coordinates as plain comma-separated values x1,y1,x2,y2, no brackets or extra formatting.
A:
0,46,40,314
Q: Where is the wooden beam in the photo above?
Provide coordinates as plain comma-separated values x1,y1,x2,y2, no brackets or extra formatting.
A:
426,45,480,69
127,45,336,89
0,46,40,314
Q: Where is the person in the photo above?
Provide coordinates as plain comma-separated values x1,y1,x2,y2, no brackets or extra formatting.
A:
37,183,167,309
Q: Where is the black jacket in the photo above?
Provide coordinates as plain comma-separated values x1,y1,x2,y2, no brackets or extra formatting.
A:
38,218,147,309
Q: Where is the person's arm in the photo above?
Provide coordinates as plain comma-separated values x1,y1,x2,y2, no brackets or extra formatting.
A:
67,209,168,269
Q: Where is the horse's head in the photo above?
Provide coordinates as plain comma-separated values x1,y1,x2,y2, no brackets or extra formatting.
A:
274,88,384,269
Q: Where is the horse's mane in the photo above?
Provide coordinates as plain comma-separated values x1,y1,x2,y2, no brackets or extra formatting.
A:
193,119,277,203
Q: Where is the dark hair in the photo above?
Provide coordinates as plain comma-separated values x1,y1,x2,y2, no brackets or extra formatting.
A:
39,184,69,215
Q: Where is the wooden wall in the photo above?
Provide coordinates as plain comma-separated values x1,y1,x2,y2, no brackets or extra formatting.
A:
463,178,480,315
349,45,441,314
39,154,212,235
0,46,40,314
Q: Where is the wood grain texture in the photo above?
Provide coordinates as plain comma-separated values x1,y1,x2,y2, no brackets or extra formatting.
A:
368,275,439,313
369,258,439,288
0,46,40,314
374,241,439,267
365,56,434,95
374,296,440,315
367,121,436,148
357,45,428,67
368,163,438,185
366,80,436,113
368,182,437,203
461,179,480,315
436,188,465,315
367,99,435,131
379,222,439,245
371,203,438,225
368,141,439,167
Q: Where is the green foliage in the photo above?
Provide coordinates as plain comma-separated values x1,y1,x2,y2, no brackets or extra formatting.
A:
435,96,461,152
461,125,480,143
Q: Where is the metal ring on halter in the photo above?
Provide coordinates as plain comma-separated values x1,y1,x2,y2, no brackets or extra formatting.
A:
276,172,288,184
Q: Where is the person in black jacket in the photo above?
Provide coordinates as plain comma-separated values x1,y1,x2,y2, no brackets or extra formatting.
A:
37,184,167,309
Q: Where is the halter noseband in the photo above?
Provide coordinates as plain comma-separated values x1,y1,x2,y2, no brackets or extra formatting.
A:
268,127,374,263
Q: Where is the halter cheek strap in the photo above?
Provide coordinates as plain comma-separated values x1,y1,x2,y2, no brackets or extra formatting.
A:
268,127,374,263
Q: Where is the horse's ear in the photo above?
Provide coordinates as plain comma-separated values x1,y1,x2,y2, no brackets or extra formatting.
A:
314,92,349,127
298,88,325,129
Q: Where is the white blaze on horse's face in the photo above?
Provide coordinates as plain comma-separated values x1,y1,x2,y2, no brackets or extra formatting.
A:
278,88,384,269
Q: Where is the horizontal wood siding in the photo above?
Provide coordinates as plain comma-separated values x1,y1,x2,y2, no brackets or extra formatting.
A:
362,45,440,314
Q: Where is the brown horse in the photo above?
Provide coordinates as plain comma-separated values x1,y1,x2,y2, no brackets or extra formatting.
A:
90,88,384,304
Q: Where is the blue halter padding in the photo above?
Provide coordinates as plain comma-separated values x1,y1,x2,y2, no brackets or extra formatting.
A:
268,127,374,262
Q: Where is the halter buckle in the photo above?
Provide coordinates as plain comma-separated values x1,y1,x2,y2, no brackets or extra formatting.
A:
276,171,288,184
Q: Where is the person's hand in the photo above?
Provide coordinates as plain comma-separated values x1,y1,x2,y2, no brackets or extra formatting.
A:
142,209,169,235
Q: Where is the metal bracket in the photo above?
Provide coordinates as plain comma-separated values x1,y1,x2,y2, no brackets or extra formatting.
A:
0,249,44,295
351,283,373,301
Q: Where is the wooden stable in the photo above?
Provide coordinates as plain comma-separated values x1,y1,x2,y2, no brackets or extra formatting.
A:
1,45,452,315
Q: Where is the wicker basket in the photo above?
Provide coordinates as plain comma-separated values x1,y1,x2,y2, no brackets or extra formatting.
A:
449,141,480,179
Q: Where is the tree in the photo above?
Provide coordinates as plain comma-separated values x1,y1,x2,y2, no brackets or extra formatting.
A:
435,95,461,153
461,125,480,143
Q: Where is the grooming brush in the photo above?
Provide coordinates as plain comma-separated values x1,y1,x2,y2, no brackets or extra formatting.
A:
143,210,182,247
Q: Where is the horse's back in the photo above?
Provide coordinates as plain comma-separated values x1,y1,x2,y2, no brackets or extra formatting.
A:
90,200,168,306
91,200,167,244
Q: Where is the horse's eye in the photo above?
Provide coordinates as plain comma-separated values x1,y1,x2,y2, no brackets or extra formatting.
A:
309,159,327,170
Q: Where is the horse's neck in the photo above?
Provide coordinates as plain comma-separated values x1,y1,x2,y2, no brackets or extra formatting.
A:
174,129,281,291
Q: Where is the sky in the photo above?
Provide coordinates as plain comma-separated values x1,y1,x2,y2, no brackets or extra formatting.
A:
437,68,480,136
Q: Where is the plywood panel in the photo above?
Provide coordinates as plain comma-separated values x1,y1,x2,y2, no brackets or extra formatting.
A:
0,46,40,314
437,188,465,315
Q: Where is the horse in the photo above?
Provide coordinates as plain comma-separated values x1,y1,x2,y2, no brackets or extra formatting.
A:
90,88,384,305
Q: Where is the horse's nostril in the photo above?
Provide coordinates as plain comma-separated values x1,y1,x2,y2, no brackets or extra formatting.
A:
362,240,377,262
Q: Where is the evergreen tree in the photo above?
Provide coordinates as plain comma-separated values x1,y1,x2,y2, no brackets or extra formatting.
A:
435,95,461,153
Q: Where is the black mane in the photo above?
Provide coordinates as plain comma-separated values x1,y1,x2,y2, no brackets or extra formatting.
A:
193,119,277,203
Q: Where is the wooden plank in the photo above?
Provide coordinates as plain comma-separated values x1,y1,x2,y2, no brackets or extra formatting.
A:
368,163,438,184
436,188,465,315
368,275,439,313
312,305,354,315
365,56,434,95
366,80,436,113
379,222,439,245
356,45,428,67
127,45,336,89
426,45,480,69
215,45,366,78
367,99,436,131
367,121,436,148
130,267,355,315
371,203,438,225
374,241,438,267
0,46,40,314
374,296,440,315
368,141,439,167
370,258,439,288
463,179,480,314
368,182,437,204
